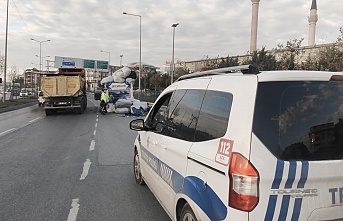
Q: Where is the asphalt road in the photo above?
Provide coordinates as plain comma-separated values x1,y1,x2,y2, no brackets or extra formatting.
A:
0,97,170,221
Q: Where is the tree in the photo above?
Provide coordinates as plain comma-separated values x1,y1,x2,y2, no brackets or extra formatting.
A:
203,55,220,68
317,45,342,71
218,55,239,68
275,38,304,70
8,65,19,100
173,67,189,80
301,28,343,71
302,53,318,70
243,47,278,71
336,27,343,71
337,27,343,43
9,64,18,82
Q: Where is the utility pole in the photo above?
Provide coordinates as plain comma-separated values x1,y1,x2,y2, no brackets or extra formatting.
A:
3,0,9,102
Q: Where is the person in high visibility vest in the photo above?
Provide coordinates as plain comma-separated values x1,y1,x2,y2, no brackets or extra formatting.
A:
100,88,109,114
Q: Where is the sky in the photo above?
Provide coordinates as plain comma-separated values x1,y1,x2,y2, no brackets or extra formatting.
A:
0,0,342,75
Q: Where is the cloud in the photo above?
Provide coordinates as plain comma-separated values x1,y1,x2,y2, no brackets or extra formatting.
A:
0,0,341,73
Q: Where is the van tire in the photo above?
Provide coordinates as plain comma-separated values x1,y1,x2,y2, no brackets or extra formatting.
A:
180,203,196,221
134,149,145,185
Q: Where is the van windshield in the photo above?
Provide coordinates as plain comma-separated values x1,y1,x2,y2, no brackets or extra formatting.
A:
253,81,343,161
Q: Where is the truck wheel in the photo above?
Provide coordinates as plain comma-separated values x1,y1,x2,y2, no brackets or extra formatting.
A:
84,99,87,110
45,109,53,116
180,203,197,221
81,99,86,112
75,107,82,114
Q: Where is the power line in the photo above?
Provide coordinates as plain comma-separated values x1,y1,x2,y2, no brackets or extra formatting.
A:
11,0,34,39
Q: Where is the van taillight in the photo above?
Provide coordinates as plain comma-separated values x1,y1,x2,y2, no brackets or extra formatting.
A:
330,75,343,81
229,152,259,212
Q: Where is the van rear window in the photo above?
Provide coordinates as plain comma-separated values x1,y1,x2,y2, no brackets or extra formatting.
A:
253,81,343,161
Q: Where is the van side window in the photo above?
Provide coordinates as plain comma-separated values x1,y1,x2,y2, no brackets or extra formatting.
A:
145,93,172,132
165,89,205,142
194,91,233,142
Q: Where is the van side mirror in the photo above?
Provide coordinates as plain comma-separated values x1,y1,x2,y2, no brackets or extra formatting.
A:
154,122,165,133
130,119,145,131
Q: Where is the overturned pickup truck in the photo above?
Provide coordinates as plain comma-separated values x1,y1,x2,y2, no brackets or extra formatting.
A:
40,67,87,116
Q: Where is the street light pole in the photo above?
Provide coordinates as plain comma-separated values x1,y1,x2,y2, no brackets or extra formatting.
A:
100,50,110,75
3,0,9,102
171,23,179,84
35,55,50,70
100,50,110,65
123,12,142,91
30,38,50,91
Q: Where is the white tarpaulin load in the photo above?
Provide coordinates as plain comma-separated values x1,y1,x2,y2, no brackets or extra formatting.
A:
100,75,114,84
100,66,149,115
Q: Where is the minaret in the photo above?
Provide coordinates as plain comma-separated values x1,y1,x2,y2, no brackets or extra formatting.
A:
308,0,318,46
250,0,260,53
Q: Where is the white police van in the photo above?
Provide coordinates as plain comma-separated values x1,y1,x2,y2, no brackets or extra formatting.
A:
130,65,343,221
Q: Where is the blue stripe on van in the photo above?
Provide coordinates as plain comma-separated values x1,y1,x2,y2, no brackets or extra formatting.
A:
265,160,284,220
290,161,309,221
285,161,297,189
264,160,310,221
271,160,284,189
290,198,303,221
278,162,297,220
278,195,291,221
297,161,309,188
140,145,227,220
182,176,227,220
264,195,278,221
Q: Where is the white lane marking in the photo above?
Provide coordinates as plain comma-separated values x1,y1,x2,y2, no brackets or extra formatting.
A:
96,118,98,122
29,117,43,123
89,140,95,151
95,123,97,128
93,130,96,136
80,159,91,180
67,198,80,221
0,128,16,137
0,116,44,138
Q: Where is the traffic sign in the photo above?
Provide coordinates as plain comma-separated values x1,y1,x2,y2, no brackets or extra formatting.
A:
84,60,95,69
97,61,108,70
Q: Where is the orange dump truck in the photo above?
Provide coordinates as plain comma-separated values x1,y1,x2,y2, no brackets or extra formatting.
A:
40,68,87,116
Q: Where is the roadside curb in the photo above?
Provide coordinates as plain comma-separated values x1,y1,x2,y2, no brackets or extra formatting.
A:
0,102,37,114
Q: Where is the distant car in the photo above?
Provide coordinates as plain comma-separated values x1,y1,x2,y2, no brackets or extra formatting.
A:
19,89,29,97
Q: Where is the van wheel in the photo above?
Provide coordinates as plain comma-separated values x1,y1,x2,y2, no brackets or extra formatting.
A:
180,203,197,221
134,150,145,185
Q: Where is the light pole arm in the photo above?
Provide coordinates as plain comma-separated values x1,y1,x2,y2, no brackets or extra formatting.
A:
123,12,142,91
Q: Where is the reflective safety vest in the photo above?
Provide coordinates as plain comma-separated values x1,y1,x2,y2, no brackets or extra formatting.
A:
101,92,108,102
